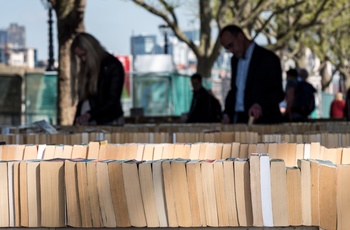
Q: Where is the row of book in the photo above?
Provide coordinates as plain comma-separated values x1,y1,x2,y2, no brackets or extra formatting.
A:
1,131,350,147
0,157,348,229
0,141,350,166
3,121,350,135
1,141,350,166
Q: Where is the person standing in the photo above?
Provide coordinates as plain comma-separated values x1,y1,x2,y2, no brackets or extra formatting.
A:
70,32,125,125
184,73,222,123
219,24,284,124
330,92,345,119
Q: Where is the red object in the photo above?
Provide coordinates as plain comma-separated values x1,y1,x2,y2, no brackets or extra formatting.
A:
330,100,345,118
116,55,131,96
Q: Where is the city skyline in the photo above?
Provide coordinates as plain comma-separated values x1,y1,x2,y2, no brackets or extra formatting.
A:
0,0,197,61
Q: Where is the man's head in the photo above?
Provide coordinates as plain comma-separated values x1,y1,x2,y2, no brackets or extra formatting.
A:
286,68,298,79
191,73,203,92
219,24,251,58
299,68,309,80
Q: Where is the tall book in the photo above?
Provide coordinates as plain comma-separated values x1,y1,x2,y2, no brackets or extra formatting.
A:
138,160,160,227
309,159,320,226
201,160,218,227
213,160,229,226
13,162,20,227
162,160,178,227
171,159,192,227
122,161,147,227
234,158,253,226
27,161,41,227
259,154,273,227
152,160,168,227
336,164,350,230
298,159,312,226
270,159,288,226
64,160,81,227
249,154,264,227
40,161,65,227
107,161,131,227
223,159,239,227
96,162,116,227
19,162,28,227
76,162,93,227
86,161,103,227
286,167,302,226
0,162,9,227
7,162,15,227
318,160,337,230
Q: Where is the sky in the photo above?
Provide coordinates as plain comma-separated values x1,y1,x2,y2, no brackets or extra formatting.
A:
0,0,197,61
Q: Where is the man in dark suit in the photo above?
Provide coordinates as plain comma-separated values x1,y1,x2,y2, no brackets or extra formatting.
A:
219,24,284,124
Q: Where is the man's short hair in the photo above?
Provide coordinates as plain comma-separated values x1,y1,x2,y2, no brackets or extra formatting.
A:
219,24,244,37
286,68,298,77
191,73,202,82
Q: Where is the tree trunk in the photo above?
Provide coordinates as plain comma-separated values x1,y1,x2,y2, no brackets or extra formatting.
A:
51,0,86,125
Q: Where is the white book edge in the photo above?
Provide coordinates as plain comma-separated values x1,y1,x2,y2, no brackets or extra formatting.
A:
260,155,273,227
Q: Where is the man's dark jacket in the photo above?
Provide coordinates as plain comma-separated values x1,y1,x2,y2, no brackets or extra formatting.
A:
224,44,284,124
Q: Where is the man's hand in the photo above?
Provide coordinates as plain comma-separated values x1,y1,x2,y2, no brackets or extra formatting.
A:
75,113,91,125
248,103,262,120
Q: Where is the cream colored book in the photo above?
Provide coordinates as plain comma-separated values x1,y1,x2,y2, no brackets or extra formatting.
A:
309,159,320,226
107,161,131,227
19,162,28,227
249,154,263,227
234,158,253,227
171,159,192,227
270,159,288,226
201,160,218,227
7,162,15,227
27,161,41,227
40,161,65,227
259,154,273,227
76,162,92,227
297,159,312,226
213,160,229,226
86,162,103,227
162,160,178,227
13,162,20,227
64,160,81,227
138,161,160,227
318,160,337,230
286,167,302,226
336,164,350,230
152,160,168,227
223,159,238,226
96,162,116,227
122,161,146,227
0,162,9,227
71,144,88,159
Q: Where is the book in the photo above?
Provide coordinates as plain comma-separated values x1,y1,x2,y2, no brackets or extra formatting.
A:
138,161,160,227
213,160,229,226
96,162,116,227
122,161,147,227
234,158,253,226
309,159,320,226
86,161,103,227
298,159,312,226
40,161,65,227
64,160,81,227
13,162,20,227
162,160,178,227
7,162,15,227
336,164,350,230
259,154,273,227
107,161,131,227
19,162,28,227
318,160,337,230
223,159,239,226
286,167,302,226
76,162,92,227
71,144,88,159
249,154,263,227
270,159,289,226
152,160,168,227
201,160,219,227
171,159,192,227
27,161,41,227
0,162,9,227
